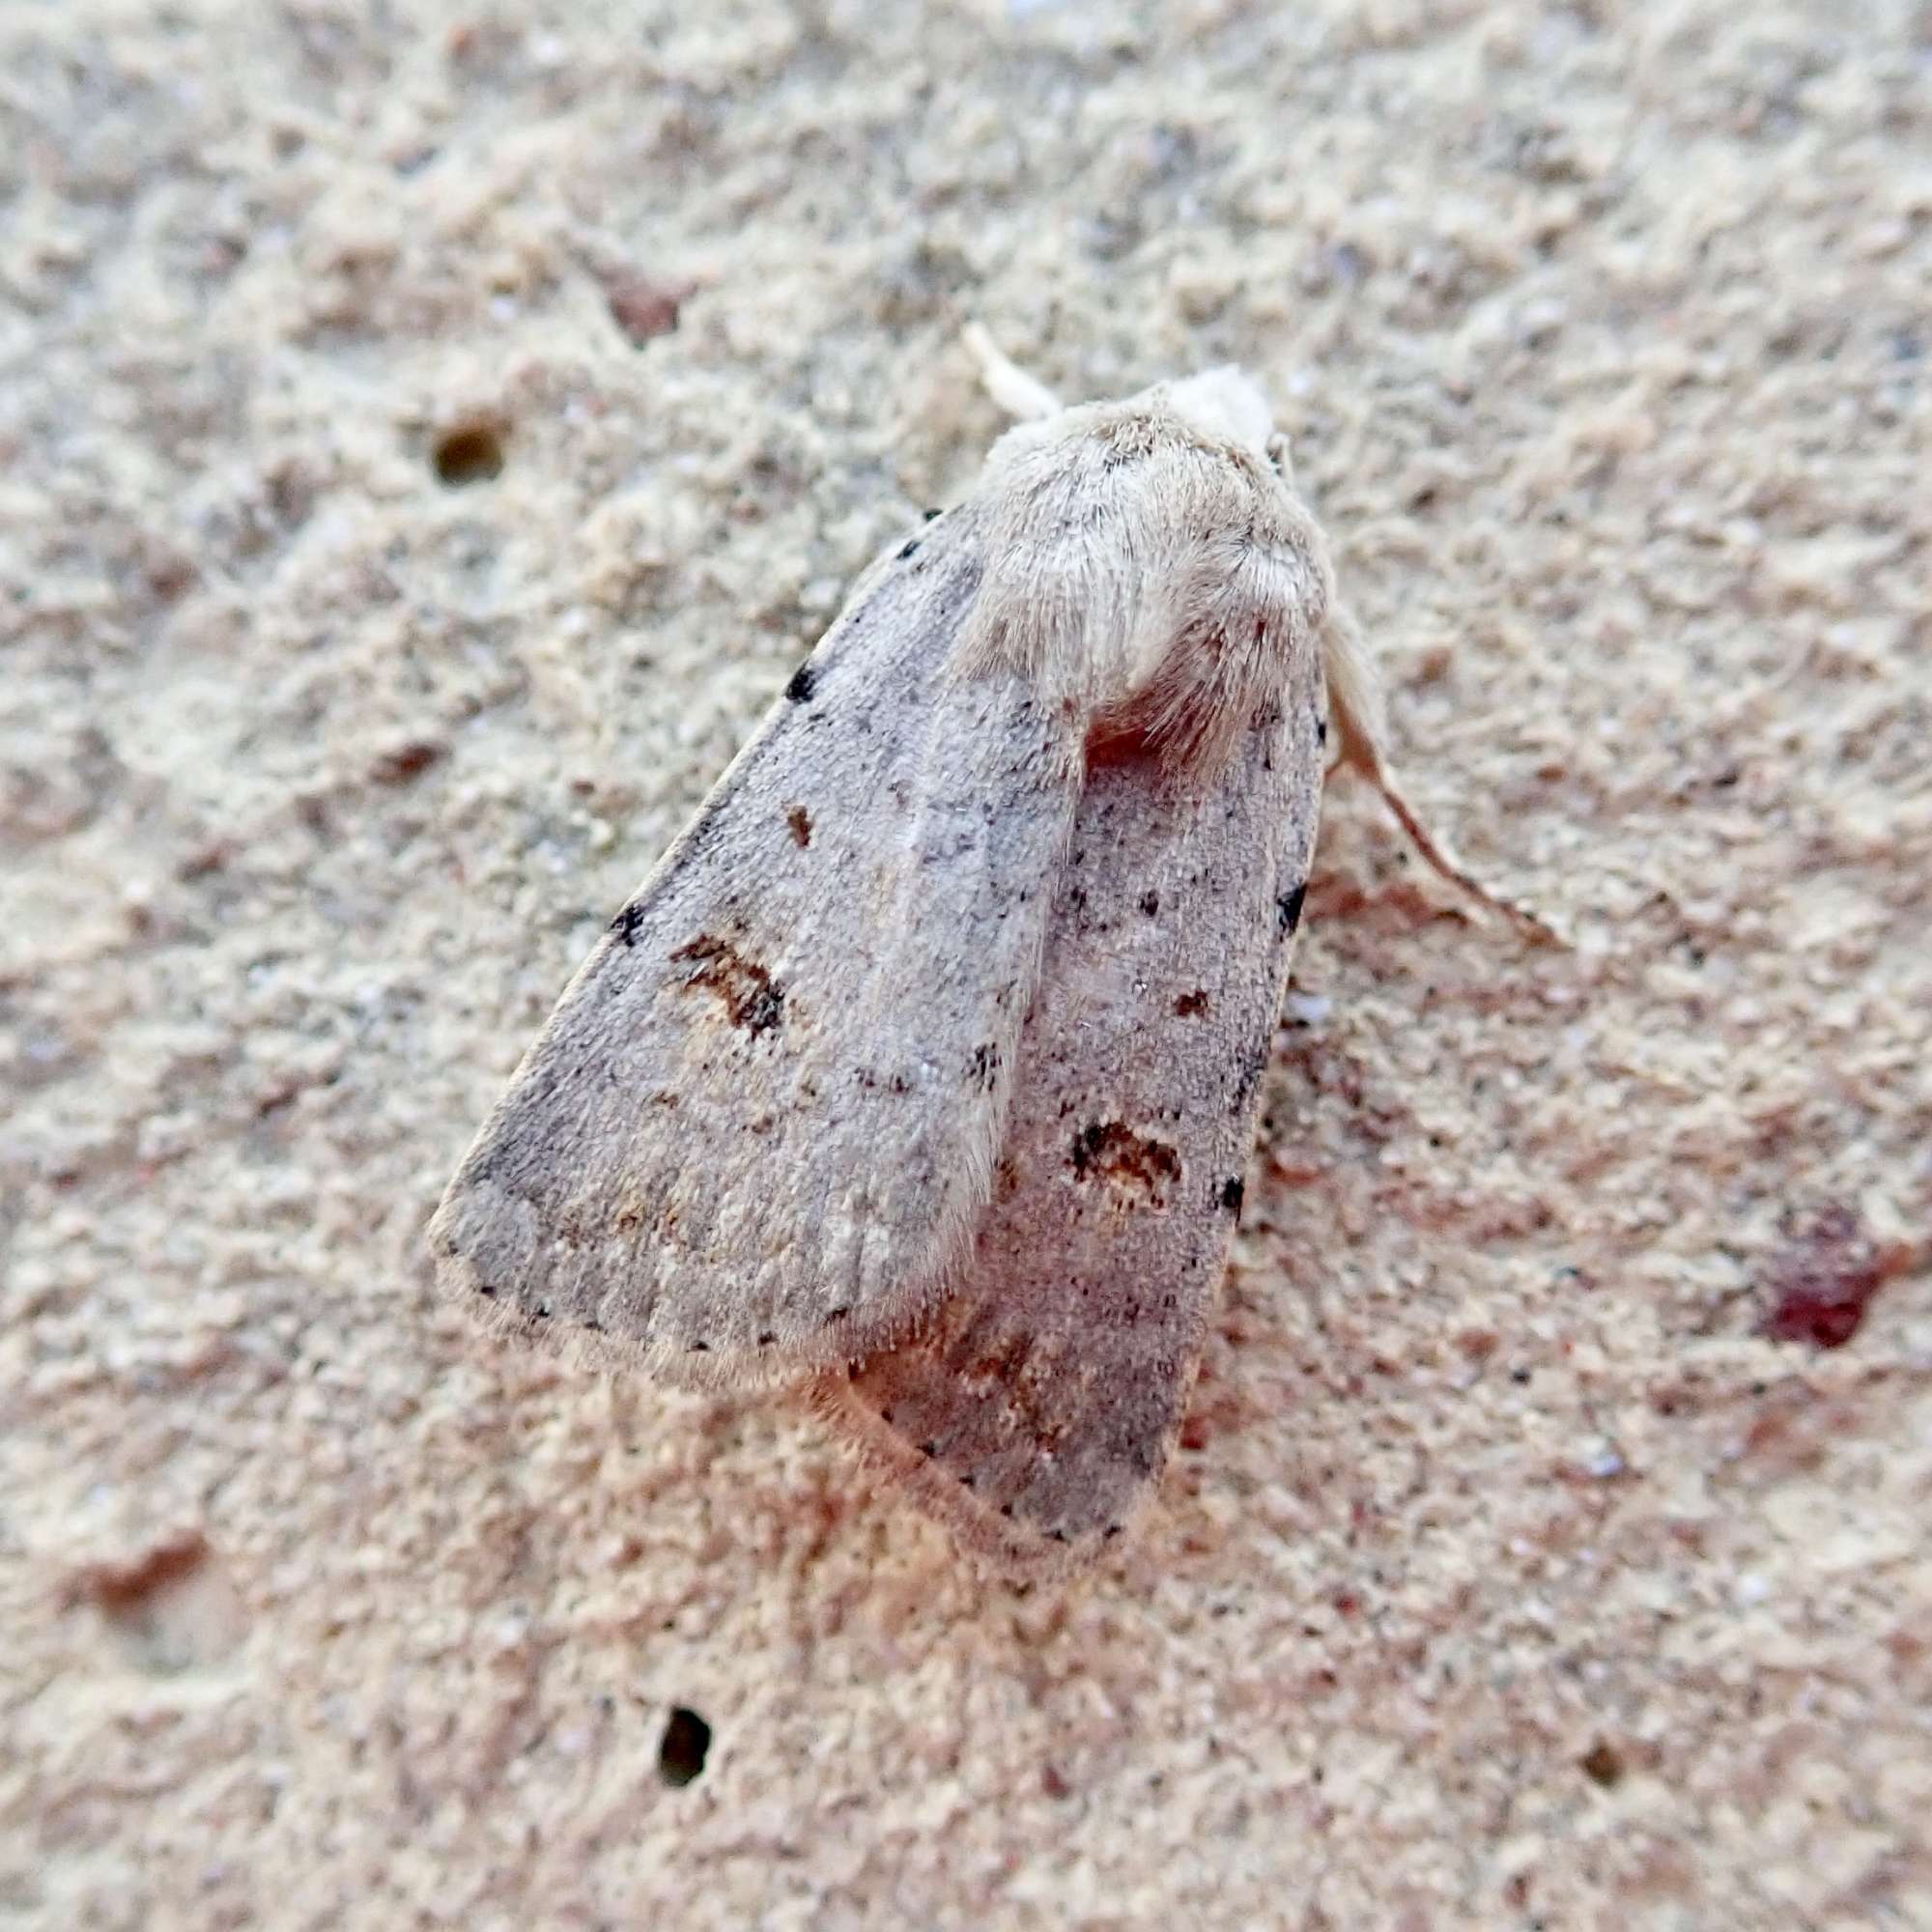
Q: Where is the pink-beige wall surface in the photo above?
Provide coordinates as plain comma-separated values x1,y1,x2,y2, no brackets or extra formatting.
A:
4,3,1927,1926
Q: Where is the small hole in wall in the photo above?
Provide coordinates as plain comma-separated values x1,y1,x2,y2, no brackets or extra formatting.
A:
658,1706,712,1786
433,424,505,486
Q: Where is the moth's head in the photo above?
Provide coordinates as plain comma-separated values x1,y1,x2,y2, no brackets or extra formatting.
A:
1162,366,1277,461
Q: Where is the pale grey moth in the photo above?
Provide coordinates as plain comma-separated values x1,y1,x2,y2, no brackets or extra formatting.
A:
428,328,1548,1582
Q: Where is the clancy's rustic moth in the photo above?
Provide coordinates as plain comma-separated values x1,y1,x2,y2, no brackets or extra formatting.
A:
429,329,1547,1582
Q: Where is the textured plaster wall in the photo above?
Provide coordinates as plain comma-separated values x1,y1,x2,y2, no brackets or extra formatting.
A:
2,4,1928,1928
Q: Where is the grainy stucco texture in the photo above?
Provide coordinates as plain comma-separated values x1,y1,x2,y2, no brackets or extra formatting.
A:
3,4,1929,1928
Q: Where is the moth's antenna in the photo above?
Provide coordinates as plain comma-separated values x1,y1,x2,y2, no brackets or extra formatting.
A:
962,323,1064,424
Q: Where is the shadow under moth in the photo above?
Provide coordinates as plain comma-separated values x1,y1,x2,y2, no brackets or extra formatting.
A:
429,328,1548,1583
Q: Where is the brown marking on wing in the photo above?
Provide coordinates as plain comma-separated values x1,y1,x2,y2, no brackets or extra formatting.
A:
670,935,785,1035
1068,1121,1180,1207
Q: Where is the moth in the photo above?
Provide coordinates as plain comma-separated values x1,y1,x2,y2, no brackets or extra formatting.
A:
429,329,1547,1582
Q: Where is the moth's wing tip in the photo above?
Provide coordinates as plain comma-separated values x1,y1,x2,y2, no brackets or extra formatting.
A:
421,1189,638,1378
643,1290,947,1396
961,1526,1109,1591
424,1183,960,1393
427,1263,670,1384
424,1190,491,1307
647,1336,817,1396
423,1187,552,1357
807,1372,1119,1588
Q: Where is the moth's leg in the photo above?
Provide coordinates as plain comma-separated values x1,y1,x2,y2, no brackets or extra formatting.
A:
1361,756,1561,948
962,323,1063,423
1324,611,1561,949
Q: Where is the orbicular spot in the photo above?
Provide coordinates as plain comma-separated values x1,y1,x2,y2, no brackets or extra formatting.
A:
1139,891,1159,917
786,804,812,847
1277,882,1307,936
1068,1121,1181,1208
1174,989,1209,1018
610,900,647,947
1219,1176,1244,1215
670,934,785,1035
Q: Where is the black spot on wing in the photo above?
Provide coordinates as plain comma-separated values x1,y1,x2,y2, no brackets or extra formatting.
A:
611,900,646,947
1277,883,1307,936
784,660,818,703
1233,1038,1270,1112
1218,1176,1244,1215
